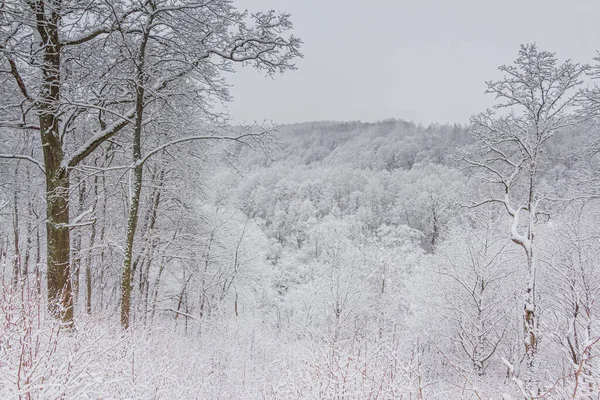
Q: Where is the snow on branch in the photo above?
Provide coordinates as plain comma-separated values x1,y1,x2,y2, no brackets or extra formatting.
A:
136,127,276,167
63,109,135,169
0,153,45,174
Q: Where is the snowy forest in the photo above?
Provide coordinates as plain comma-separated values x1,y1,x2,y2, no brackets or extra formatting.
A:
2,1,600,399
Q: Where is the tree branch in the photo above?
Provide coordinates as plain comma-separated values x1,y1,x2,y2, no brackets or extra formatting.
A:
0,153,45,174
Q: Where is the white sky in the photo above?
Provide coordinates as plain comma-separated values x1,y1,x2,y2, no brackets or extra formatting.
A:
227,0,600,126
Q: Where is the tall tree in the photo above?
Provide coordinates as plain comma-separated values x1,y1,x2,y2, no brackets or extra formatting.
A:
464,44,586,397
0,0,301,326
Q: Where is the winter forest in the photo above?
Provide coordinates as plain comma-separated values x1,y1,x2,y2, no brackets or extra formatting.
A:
1,1,600,399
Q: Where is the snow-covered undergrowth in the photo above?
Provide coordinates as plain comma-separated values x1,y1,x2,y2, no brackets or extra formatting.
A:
0,286,281,398
0,282,410,399
0,280,508,399
3,276,598,399
1,285,425,399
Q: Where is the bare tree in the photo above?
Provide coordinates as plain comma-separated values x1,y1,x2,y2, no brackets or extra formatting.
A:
463,43,586,396
434,213,518,376
542,203,600,397
0,0,301,326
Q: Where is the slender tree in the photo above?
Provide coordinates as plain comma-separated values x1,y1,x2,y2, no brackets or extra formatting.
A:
464,43,586,397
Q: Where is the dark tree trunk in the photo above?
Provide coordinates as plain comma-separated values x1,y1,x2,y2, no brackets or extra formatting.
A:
44,169,73,324
121,155,143,328
31,0,74,325
85,175,99,315
120,15,152,329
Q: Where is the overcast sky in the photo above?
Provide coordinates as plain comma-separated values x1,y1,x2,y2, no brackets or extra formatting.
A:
227,0,600,126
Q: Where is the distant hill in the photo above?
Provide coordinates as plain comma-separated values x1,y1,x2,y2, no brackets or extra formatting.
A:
240,119,470,171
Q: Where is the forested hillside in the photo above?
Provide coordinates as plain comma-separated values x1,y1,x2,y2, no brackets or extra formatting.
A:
3,111,600,397
1,1,600,398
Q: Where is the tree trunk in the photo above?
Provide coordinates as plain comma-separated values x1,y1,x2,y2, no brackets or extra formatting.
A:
99,165,109,311
45,169,73,324
523,170,539,398
72,178,85,305
149,259,165,324
120,17,152,329
42,116,73,323
12,166,21,288
23,196,33,283
35,224,41,296
85,175,99,315
120,84,145,328
121,163,143,329
33,0,74,325
523,249,538,397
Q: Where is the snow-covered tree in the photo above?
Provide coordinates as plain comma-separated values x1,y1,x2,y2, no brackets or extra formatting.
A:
464,43,587,396
0,0,301,326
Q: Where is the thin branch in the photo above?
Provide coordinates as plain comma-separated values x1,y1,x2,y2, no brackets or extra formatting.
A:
0,153,45,174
